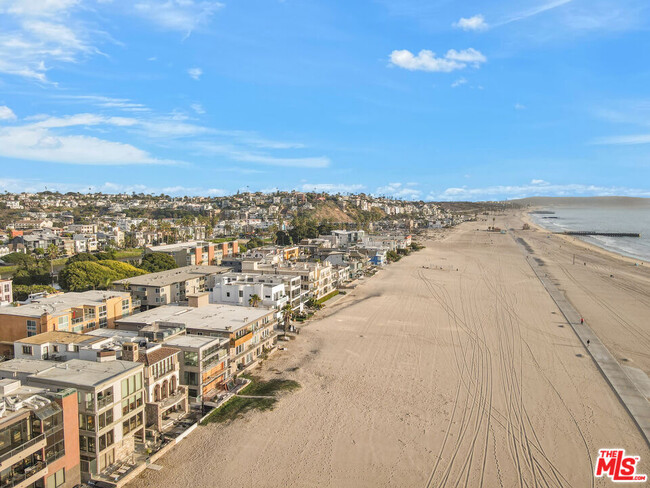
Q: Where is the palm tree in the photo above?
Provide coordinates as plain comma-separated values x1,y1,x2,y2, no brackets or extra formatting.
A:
281,303,294,336
248,294,261,307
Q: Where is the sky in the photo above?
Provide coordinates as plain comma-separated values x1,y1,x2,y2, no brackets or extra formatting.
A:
1,0,650,201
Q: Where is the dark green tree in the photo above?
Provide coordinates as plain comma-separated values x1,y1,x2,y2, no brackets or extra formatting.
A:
140,252,178,273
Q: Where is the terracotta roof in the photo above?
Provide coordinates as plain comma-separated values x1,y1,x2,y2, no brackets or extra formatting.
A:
138,347,179,366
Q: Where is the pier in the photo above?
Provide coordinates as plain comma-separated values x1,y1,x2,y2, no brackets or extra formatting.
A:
557,231,641,237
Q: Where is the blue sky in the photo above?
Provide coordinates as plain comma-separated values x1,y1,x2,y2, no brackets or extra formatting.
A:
1,0,650,201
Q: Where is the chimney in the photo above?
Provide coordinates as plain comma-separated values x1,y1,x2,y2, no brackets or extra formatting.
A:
187,292,210,308
122,342,139,362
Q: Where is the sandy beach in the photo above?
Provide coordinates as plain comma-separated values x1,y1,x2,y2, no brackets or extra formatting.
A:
127,213,649,488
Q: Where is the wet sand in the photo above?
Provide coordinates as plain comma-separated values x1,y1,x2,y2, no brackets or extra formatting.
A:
128,213,649,488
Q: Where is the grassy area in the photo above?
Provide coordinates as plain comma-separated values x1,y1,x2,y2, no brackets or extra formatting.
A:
0,265,17,278
242,376,301,396
114,249,143,259
201,376,300,425
209,238,237,243
316,289,339,305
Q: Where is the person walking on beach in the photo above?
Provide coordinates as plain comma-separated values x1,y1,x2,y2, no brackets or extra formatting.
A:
580,318,584,324
587,339,590,346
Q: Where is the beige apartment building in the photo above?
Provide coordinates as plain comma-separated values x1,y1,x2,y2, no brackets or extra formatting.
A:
112,265,229,309
0,291,138,358
122,343,188,434
144,240,239,267
115,294,277,376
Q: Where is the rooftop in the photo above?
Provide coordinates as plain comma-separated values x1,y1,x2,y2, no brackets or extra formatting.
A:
137,346,179,366
18,331,105,346
164,335,228,349
116,303,274,332
113,265,230,287
0,290,131,318
31,359,142,387
146,241,206,252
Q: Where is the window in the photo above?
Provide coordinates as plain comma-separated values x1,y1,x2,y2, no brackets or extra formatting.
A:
183,371,199,386
22,345,33,355
79,413,95,431
98,430,114,451
57,315,69,331
236,344,244,355
79,435,95,453
98,409,113,429
26,320,37,335
183,351,198,366
239,290,243,298
46,468,65,488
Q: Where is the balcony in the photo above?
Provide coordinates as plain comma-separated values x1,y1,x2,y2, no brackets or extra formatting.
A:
0,434,46,472
1,461,47,488
231,331,253,348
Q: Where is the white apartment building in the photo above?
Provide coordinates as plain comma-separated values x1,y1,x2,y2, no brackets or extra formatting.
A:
211,273,289,315
242,260,334,300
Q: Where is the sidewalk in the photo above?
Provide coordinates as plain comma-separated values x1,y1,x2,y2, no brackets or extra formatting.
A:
516,236,650,447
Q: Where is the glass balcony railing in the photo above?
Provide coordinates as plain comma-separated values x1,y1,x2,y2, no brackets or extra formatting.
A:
0,433,46,465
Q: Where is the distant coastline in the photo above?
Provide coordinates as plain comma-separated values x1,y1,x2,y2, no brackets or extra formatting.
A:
525,204,650,262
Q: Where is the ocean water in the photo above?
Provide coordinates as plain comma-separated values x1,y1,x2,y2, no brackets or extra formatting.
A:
529,206,650,262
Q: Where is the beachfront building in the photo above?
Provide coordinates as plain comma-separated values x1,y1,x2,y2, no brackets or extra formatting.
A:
121,343,188,433
0,291,138,358
145,240,238,267
210,273,290,315
13,331,108,362
115,297,277,376
163,335,230,403
0,379,81,488
0,358,145,482
112,265,230,309
241,260,334,301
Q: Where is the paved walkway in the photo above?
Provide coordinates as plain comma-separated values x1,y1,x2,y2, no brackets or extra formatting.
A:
515,236,650,447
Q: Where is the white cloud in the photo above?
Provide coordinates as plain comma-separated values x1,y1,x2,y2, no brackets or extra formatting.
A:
0,106,17,121
191,103,205,114
188,67,203,80
531,179,548,185
515,103,526,110
0,178,226,196
301,183,364,193
0,1,98,82
231,153,330,168
592,134,650,145
134,0,223,37
28,113,137,128
389,48,486,73
499,0,573,26
376,182,422,199
53,95,150,112
0,0,80,17
427,181,650,201
0,125,180,165
453,14,488,31
451,77,468,88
